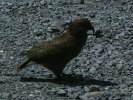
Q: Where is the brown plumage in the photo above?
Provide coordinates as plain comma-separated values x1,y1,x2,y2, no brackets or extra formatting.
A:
17,18,94,78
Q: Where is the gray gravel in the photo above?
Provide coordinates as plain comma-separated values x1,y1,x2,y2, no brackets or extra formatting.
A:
0,0,133,99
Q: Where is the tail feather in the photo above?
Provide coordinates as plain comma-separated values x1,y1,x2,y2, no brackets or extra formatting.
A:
17,59,30,72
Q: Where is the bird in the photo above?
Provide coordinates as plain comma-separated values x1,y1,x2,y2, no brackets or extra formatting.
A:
17,18,94,78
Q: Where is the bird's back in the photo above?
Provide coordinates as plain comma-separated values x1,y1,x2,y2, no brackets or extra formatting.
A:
25,32,79,65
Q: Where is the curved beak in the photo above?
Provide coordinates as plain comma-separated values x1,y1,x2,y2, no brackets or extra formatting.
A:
88,26,95,35
91,26,95,34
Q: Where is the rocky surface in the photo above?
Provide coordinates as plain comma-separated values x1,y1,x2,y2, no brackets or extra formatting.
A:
0,0,133,99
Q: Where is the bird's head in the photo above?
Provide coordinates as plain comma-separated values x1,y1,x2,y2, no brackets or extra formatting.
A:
67,18,94,37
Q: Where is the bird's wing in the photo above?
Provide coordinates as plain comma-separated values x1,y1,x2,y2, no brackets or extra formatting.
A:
26,36,75,61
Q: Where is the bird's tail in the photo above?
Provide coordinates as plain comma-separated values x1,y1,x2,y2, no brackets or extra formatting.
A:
17,59,30,72
19,51,28,56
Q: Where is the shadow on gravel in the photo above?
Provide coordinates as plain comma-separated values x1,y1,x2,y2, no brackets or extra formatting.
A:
20,74,118,86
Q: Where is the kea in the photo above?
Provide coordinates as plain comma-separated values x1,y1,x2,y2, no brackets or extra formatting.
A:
17,18,94,78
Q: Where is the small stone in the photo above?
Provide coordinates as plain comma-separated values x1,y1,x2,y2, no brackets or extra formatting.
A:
105,86,112,90
34,29,38,33
40,97,45,100
69,93,80,99
96,59,103,65
90,12,96,18
0,50,4,53
48,5,53,9
52,88,58,93
89,67,96,74
47,27,52,32
35,90,41,93
10,56,14,59
79,91,104,100
65,19,71,24
29,94,34,97
79,94,88,100
18,10,23,15
1,2,6,5
7,2,13,6
89,85,101,92
40,0,46,5
86,60,90,65
2,93,10,98
131,92,133,98
89,91,104,97
32,3,37,7
114,96,121,100
20,18,24,22
127,81,133,86
56,89,66,96
84,86,89,92
12,94,18,99
117,61,123,70
5,8,10,12
131,14,133,18
15,41,22,46
120,88,129,95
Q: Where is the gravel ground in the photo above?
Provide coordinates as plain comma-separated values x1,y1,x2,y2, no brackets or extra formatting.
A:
0,0,133,99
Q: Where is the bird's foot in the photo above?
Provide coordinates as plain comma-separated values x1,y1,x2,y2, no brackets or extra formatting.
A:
94,30,103,38
55,73,75,80
62,73,75,78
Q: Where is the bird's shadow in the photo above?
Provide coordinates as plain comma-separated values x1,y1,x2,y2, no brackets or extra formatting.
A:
20,74,118,86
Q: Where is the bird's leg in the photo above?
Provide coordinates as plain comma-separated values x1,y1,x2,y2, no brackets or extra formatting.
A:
27,61,36,66
52,67,75,79
55,73,72,79
54,72,63,79
52,69,64,79
16,59,30,72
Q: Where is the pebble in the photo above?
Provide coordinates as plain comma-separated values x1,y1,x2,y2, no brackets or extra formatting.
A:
7,2,13,6
2,93,10,98
29,94,34,97
56,89,67,96
88,85,101,92
0,50,4,53
79,91,104,100
35,90,41,94
89,67,96,74
5,8,10,13
12,94,18,99
40,0,46,5
114,96,121,100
